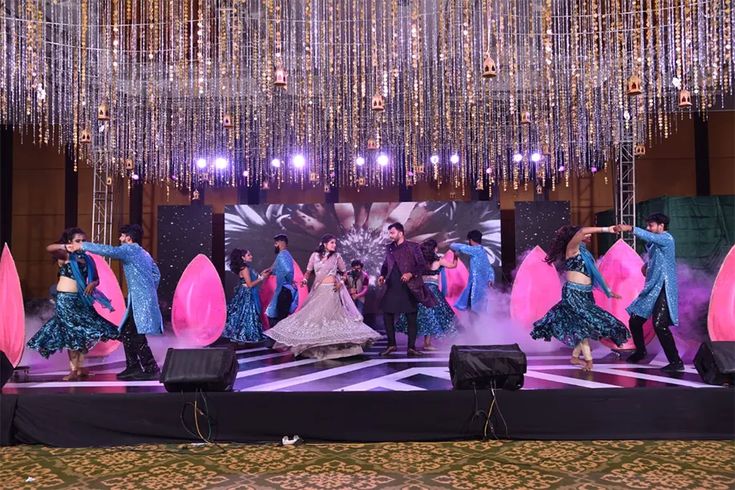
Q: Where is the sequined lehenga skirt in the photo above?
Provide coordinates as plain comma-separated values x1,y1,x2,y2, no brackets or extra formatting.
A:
27,292,120,358
395,283,458,338
264,284,381,360
530,282,630,348
222,286,265,343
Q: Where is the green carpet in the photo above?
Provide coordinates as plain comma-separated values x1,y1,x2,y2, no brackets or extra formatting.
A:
2,440,734,489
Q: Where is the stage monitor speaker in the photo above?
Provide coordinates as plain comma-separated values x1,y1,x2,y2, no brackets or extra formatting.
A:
694,341,735,386
449,344,527,390
1,351,13,388
160,347,238,392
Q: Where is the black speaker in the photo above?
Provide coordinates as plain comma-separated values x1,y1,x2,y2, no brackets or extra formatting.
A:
1,351,13,388
160,347,238,392
694,341,735,386
449,344,527,390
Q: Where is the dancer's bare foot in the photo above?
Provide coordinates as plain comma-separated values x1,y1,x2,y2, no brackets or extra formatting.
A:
582,360,593,372
570,357,585,366
63,371,79,381
423,345,437,351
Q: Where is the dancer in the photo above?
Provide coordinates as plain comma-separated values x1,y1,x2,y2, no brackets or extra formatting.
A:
221,249,270,343
395,239,459,350
344,259,369,314
530,225,630,371
377,222,436,357
27,228,119,380
70,224,163,380
450,230,494,312
265,234,299,327
619,214,684,372
264,234,380,360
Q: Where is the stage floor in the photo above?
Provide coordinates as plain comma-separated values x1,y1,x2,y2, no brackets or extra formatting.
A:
3,338,718,394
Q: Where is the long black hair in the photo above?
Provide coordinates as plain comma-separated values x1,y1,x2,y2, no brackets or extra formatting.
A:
545,225,581,265
420,239,440,265
316,234,337,258
229,248,251,275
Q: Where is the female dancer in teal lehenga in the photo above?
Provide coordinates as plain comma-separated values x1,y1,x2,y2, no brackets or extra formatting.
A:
222,249,271,343
395,239,459,350
27,228,119,380
530,225,630,371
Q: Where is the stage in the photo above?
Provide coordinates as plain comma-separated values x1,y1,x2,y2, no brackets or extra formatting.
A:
2,338,732,447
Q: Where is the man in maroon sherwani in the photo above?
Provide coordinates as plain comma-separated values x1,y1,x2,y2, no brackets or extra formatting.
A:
377,222,436,356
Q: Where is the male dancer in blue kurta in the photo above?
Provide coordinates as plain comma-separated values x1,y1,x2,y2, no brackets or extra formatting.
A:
71,224,163,380
266,234,299,327
619,213,683,372
450,230,495,311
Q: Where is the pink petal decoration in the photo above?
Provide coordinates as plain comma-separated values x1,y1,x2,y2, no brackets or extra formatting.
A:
593,239,655,350
0,244,26,366
172,254,227,346
510,246,562,331
260,260,306,329
87,254,124,357
442,250,470,314
708,244,735,341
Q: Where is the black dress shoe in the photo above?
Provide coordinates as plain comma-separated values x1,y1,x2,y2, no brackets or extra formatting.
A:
661,362,685,373
130,368,161,381
379,346,397,357
626,350,647,363
117,366,142,380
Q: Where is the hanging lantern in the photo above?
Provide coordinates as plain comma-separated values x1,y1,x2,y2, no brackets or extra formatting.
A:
274,66,287,86
309,172,319,183
367,138,379,150
223,113,234,128
124,159,134,170
371,92,385,111
80,129,92,143
481,53,497,78
97,102,110,121
192,189,200,200
678,89,692,108
634,144,646,156
415,165,425,174
357,177,366,187
627,75,642,96
476,179,484,191
324,183,331,193
105,176,113,186
520,111,532,124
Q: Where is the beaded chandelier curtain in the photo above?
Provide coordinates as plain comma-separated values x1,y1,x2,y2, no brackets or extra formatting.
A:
0,0,732,195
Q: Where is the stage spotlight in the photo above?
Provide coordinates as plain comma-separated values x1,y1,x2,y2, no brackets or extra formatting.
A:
531,152,542,162
672,76,681,88
430,154,440,165
131,173,140,180
512,152,523,163
486,167,492,174
623,110,631,121
293,154,306,169
271,158,282,168
215,157,228,169
242,170,249,177
196,158,207,169
591,166,598,173
355,156,365,166
558,165,566,171
377,154,389,166
450,153,460,164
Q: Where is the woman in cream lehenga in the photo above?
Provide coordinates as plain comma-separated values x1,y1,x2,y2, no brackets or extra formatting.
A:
264,234,381,360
